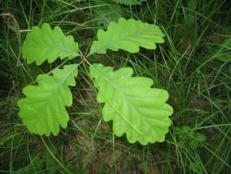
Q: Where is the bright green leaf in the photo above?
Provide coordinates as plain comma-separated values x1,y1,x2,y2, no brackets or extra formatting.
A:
90,18,165,55
17,64,78,136
90,63,173,145
112,0,146,5
22,23,79,65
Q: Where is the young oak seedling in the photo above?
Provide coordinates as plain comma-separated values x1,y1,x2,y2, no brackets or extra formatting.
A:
17,18,173,145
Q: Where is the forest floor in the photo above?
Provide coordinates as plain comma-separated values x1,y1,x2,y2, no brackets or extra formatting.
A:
0,1,230,174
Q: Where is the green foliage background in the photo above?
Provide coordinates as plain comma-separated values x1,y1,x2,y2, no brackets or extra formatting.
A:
0,0,230,173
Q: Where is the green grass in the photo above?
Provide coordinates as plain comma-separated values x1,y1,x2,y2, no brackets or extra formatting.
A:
0,0,230,173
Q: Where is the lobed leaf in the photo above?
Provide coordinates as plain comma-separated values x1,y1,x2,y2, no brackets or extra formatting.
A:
90,63,173,145
90,18,165,55
17,64,78,136
22,23,79,65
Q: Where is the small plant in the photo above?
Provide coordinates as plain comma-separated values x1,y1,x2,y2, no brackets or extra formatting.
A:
17,18,173,145
112,0,146,5
175,126,206,150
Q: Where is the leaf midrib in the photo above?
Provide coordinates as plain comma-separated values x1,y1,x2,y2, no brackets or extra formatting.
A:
91,22,161,54
94,68,144,136
34,66,77,109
